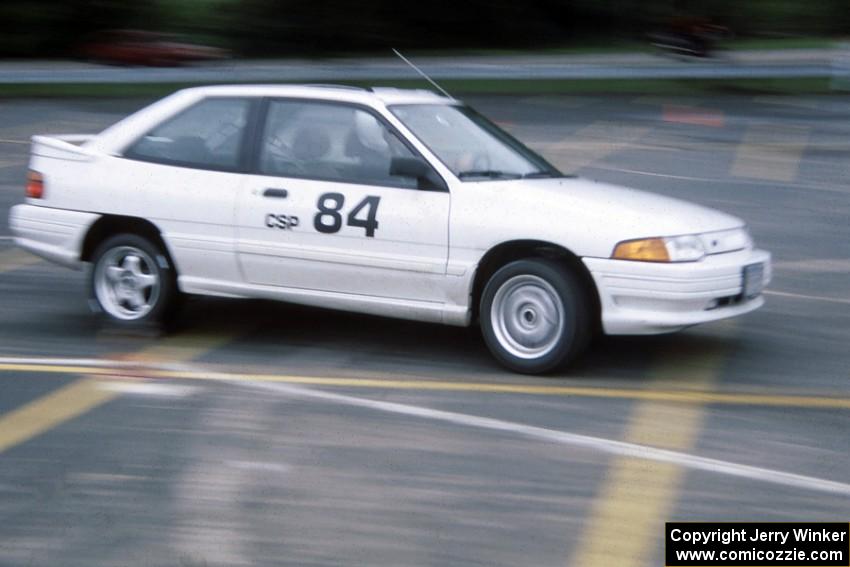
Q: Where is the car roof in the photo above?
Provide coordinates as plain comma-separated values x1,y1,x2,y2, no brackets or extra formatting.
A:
87,84,459,155
177,84,457,107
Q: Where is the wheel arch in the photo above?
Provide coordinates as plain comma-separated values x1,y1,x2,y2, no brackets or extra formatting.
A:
80,215,176,270
469,239,601,332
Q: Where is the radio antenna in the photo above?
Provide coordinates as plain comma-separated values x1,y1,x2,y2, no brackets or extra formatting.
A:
391,48,453,98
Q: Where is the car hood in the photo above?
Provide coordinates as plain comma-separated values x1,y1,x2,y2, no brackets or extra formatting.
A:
454,176,746,258
500,176,741,233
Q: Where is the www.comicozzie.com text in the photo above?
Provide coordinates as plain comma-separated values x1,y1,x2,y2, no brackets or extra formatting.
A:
670,527,848,546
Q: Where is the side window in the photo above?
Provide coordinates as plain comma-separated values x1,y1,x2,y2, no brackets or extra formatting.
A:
125,98,250,170
259,100,421,189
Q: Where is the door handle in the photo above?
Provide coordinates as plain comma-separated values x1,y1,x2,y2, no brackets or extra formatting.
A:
263,188,288,198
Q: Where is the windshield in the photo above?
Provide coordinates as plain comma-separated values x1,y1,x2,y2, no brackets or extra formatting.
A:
389,104,562,181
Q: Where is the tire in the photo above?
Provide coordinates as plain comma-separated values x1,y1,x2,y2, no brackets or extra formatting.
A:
480,259,591,374
88,234,179,327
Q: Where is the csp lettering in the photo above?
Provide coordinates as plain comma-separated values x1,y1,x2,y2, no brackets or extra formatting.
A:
265,213,299,230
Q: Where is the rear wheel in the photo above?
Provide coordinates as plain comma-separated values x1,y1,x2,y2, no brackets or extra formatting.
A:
480,259,590,374
89,234,179,327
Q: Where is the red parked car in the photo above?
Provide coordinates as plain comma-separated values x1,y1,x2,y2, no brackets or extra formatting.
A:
79,30,229,67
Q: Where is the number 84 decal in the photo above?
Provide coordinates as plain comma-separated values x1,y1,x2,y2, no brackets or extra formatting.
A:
314,193,381,237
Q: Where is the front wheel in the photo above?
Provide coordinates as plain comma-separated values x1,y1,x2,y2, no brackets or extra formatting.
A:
480,259,591,374
89,234,179,327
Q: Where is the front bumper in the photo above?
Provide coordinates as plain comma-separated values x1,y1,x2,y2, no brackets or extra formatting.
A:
583,248,771,335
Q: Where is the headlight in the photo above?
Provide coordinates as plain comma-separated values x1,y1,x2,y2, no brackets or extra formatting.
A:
612,235,706,263
700,227,752,254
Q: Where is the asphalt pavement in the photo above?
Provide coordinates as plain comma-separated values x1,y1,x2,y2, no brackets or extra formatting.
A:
0,93,848,566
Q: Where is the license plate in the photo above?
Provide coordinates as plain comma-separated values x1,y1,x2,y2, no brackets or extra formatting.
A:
742,263,764,299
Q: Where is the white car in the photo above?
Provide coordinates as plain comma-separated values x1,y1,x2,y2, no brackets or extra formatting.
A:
9,85,770,373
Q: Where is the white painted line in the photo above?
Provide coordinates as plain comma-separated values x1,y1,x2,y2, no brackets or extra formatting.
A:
773,258,850,274
0,139,28,145
72,472,147,483
239,380,850,497
588,165,739,183
0,236,13,241
97,381,196,397
226,460,291,473
589,165,847,195
2,356,848,494
765,290,850,306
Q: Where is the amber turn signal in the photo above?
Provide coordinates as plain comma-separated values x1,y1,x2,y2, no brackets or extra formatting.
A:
612,237,670,262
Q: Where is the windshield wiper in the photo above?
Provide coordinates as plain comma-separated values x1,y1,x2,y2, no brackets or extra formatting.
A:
457,170,522,180
521,171,557,179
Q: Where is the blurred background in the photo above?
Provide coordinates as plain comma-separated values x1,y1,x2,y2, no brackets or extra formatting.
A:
0,0,848,59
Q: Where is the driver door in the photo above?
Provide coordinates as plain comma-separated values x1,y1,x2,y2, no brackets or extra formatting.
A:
236,98,451,304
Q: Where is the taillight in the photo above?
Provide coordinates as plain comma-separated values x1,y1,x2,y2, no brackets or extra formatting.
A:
26,170,44,199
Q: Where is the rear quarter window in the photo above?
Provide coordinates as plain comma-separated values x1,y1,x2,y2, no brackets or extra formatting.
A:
124,97,250,171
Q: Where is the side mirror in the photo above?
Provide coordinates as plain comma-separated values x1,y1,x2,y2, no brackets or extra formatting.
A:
389,156,447,192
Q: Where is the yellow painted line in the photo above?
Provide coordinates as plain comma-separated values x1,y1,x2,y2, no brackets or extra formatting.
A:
123,329,243,364
0,377,118,454
0,248,42,274
0,361,848,410
731,123,810,182
0,330,243,455
571,335,730,567
532,122,651,173
0,363,111,374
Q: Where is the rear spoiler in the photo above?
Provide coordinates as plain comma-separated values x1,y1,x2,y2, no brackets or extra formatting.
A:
31,134,98,162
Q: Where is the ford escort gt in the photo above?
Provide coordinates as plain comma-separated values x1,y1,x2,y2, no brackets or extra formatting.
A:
9,85,771,373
